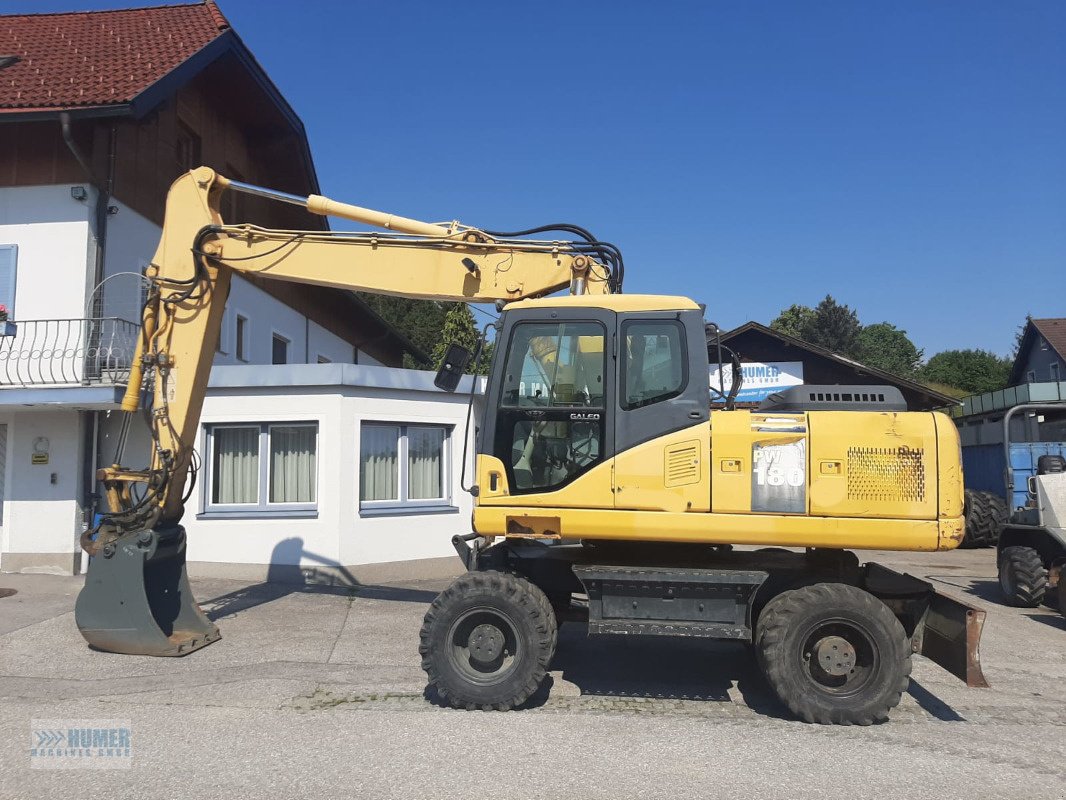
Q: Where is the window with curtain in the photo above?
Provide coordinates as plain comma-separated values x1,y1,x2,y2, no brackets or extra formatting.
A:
360,423,450,512
206,422,318,513
269,424,317,503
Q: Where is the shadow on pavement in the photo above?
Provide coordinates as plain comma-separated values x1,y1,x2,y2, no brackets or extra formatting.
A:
1024,612,1066,630
907,678,965,721
538,626,790,719
925,575,1003,605
200,536,440,621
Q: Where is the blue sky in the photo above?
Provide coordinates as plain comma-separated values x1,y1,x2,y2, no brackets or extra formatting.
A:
7,0,1065,356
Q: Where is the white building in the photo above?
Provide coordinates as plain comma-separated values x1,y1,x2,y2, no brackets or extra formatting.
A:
0,2,469,582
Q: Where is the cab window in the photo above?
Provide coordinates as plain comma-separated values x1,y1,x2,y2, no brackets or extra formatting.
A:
621,320,686,410
501,322,605,408
496,321,606,493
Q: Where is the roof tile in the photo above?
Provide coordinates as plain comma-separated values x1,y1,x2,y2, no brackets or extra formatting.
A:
1031,318,1066,360
0,1,229,111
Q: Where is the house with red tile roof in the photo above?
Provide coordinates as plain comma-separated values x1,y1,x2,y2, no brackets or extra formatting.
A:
1010,318,1066,386
0,3,473,581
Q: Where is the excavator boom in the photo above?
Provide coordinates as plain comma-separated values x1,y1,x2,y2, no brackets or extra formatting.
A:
75,167,614,656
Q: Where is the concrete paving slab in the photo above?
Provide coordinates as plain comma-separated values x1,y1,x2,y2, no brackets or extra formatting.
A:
1,547,1065,799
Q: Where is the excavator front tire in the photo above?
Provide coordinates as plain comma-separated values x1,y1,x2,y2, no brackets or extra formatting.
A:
756,583,910,725
420,570,557,711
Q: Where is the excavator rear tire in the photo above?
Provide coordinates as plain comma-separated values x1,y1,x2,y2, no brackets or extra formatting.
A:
756,583,910,725
419,570,556,711
998,546,1048,607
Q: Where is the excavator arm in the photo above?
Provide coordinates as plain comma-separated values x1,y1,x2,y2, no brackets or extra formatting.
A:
75,167,614,655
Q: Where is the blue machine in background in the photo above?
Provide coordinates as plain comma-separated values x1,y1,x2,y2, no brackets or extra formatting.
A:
963,442,1066,510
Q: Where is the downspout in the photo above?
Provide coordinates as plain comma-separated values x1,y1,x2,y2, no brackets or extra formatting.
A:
61,113,118,557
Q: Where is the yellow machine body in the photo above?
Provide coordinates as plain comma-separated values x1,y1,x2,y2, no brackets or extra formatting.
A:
474,409,964,552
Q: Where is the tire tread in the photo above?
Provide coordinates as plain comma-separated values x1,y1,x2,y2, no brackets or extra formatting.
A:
419,570,556,711
756,582,910,726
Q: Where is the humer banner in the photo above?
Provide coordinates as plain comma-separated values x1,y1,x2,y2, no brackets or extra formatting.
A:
709,361,804,403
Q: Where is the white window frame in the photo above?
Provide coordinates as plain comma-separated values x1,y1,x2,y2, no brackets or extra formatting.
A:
202,421,319,517
1026,370,1037,383
359,422,453,515
1052,362,1060,382
271,330,290,365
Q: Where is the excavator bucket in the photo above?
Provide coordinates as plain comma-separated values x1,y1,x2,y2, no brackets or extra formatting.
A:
75,526,220,656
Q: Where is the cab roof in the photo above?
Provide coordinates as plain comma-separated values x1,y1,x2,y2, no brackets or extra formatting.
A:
506,294,700,313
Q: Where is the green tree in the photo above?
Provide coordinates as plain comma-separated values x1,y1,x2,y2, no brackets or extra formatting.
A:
1011,313,1033,360
804,295,862,357
769,296,861,356
920,349,1012,395
855,323,923,377
431,303,492,375
770,304,815,339
356,293,446,369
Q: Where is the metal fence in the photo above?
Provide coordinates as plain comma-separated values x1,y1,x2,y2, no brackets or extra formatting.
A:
0,318,140,386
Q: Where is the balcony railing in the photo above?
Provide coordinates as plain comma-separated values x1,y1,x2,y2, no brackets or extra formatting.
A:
0,318,140,387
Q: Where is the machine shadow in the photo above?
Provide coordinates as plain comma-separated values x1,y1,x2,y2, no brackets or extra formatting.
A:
541,624,792,718
518,626,965,722
906,679,966,721
1024,612,1066,630
199,536,439,622
924,575,1002,605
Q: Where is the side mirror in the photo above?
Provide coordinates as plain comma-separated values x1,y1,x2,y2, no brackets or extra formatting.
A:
434,344,472,392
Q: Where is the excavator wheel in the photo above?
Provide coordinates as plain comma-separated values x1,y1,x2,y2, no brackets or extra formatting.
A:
420,570,557,711
756,583,910,725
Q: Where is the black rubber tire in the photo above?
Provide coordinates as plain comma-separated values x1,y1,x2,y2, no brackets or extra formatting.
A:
961,490,1006,549
998,546,1048,607
755,583,910,725
419,570,557,710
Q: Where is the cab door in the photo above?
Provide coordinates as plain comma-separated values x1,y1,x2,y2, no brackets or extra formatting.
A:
612,309,711,511
480,307,615,502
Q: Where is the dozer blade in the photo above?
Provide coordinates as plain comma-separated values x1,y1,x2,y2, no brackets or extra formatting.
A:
75,525,220,656
917,589,989,688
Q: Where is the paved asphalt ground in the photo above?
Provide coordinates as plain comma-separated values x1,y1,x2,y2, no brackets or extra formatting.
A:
1,548,1064,800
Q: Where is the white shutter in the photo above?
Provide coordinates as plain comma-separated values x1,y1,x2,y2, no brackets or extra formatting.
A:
0,245,16,319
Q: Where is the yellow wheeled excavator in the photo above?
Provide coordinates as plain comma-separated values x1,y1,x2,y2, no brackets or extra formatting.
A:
75,167,987,725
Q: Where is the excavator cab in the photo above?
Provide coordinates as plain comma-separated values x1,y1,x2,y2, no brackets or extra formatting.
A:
479,298,710,500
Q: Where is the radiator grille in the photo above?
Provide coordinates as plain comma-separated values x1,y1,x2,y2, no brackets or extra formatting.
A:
664,441,700,487
846,446,925,502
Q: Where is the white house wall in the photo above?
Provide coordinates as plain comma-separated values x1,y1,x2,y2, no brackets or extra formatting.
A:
0,409,84,574
308,319,353,364
0,185,93,322
181,366,481,581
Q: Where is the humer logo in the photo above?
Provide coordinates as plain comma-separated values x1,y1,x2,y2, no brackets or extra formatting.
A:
30,719,132,769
